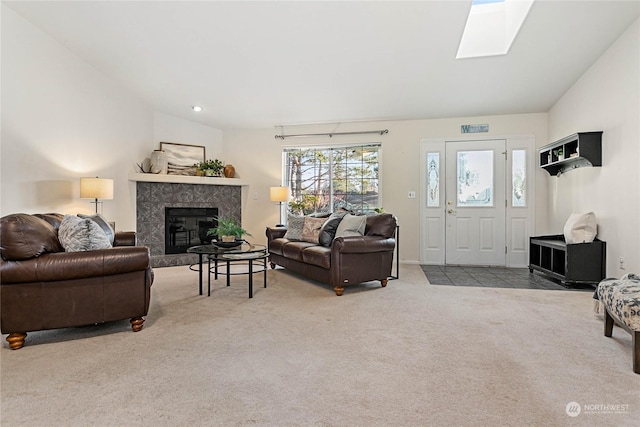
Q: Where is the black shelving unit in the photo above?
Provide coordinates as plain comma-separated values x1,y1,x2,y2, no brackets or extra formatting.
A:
529,235,606,286
539,132,602,176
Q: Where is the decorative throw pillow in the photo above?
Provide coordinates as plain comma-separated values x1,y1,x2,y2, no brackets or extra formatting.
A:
301,217,326,244
283,214,305,241
58,214,112,252
77,213,114,244
563,212,597,244
334,213,366,239
319,211,348,246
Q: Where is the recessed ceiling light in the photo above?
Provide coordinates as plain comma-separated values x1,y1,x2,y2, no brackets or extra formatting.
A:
192,106,203,112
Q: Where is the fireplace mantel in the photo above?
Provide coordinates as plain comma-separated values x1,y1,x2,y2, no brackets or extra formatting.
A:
128,172,249,186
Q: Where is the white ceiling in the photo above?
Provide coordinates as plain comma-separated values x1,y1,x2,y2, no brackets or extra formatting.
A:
5,1,639,130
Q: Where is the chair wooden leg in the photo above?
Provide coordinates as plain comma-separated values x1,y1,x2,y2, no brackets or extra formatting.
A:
130,317,145,332
6,332,27,350
333,286,344,296
381,279,388,287
604,309,614,337
633,331,639,375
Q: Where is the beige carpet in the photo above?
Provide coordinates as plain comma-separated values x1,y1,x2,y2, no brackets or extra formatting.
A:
1,264,638,426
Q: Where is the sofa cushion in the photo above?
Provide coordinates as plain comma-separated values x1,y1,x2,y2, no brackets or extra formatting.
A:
34,213,65,231
58,215,112,252
301,217,326,244
302,245,331,269
319,211,347,247
0,247,152,284
282,241,316,261
335,214,366,239
268,238,289,256
78,213,115,244
0,214,63,261
284,214,305,240
563,212,597,244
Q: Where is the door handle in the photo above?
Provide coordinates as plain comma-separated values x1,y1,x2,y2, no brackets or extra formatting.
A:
447,209,456,215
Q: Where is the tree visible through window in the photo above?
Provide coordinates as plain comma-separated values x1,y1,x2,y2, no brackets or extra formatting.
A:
284,144,381,214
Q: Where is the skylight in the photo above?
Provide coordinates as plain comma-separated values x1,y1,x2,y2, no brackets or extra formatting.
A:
457,0,535,59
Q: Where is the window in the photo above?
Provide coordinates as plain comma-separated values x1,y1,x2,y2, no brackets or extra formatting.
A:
457,0,535,59
512,149,526,207
426,152,440,207
283,144,381,214
456,150,494,206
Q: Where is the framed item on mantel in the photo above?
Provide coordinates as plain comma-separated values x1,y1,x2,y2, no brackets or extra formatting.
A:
160,142,206,175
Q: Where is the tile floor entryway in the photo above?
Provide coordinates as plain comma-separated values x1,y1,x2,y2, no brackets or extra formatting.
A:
421,265,596,292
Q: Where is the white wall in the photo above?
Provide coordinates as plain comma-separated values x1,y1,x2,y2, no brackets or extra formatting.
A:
548,18,639,276
226,113,548,263
153,112,224,159
1,5,223,230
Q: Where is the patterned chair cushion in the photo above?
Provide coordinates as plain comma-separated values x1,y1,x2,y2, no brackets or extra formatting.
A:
597,273,640,331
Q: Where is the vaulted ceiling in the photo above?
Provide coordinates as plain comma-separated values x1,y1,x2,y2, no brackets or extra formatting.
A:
5,1,639,129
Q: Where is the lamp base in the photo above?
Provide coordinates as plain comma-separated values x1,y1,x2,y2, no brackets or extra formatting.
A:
90,199,103,214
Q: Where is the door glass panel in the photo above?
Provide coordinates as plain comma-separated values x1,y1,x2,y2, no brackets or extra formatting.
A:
456,150,493,206
426,152,440,207
512,149,526,207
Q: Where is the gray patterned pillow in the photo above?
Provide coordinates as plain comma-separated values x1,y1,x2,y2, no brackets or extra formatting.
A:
77,213,114,244
59,214,112,252
283,214,305,241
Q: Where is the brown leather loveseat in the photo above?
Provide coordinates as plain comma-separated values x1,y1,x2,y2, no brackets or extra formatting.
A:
0,213,153,349
266,213,397,296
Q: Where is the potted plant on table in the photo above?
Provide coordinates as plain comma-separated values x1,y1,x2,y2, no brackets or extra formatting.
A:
207,216,251,243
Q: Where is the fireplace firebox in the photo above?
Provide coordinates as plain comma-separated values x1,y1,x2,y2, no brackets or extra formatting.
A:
165,207,218,254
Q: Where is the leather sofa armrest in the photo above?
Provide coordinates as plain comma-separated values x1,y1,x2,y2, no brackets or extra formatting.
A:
332,236,396,254
114,231,137,246
266,226,287,241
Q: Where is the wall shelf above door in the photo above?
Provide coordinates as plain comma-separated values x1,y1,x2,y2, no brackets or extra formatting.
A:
539,131,602,176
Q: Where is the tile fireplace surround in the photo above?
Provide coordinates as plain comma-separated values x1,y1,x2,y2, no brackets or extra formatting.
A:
131,173,247,267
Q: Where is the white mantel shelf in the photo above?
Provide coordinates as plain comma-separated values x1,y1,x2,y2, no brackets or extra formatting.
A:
128,172,249,186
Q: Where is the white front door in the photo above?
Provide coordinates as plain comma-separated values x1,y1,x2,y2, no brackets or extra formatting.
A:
445,139,506,266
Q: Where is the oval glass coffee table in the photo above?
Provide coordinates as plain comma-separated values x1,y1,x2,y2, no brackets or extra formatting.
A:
187,242,268,298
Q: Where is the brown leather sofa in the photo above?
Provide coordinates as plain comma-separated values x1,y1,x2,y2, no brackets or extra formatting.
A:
266,213,397,296
0,213,153,349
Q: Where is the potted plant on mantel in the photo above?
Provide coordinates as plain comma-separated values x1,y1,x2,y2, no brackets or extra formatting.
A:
207,216,252,243
194,159,225,177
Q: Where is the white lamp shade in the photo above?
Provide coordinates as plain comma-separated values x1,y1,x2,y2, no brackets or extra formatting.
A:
80,177,114,200
269,186,291,203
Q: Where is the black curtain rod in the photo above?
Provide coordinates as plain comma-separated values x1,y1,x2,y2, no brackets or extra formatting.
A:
274,129,388,140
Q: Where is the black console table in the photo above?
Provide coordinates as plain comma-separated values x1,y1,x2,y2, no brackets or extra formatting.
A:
529,235,606,286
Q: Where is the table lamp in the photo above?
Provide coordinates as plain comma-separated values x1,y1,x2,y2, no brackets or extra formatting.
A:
80,177,114,213
269,186,291,227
